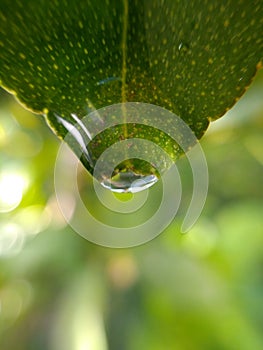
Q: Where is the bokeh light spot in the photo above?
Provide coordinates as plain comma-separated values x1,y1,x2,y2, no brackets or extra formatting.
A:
0,171,28,212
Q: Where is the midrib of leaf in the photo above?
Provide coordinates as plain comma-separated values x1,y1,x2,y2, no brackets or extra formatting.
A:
121,0,129,139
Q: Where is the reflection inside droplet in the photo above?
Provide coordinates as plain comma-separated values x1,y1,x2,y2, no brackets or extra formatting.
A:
101,171,158,193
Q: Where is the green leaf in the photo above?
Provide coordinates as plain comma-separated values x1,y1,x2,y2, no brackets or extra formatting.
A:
0,0,262,191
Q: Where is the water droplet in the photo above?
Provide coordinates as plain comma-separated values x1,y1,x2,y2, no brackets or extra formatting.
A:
101,172,158,193
178,41,189,53
97,76,121,86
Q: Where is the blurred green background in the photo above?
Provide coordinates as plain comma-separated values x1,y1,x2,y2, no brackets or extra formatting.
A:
0,69,263,350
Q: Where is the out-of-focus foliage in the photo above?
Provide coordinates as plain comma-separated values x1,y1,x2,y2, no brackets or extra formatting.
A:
0,68,263,349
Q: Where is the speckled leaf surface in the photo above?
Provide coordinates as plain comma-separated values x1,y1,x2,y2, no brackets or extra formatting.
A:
0,0,263,184
1,0,262,129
